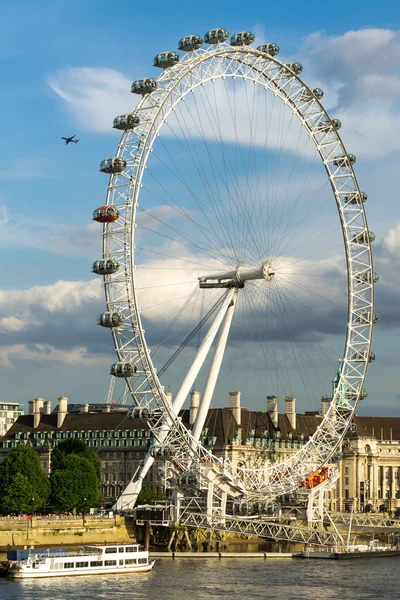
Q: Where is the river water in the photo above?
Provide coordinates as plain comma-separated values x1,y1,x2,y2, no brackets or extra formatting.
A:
0,556,398,600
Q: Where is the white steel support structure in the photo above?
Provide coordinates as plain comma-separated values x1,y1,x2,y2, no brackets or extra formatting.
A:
92,34,375,511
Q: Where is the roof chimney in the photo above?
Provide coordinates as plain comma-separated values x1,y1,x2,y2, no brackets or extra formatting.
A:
285,396,296,430
229,391,241,425
81,404,89,413
104,405,111,413
267,395,278,428
43,400,52,415
189,391,200,426
28,400,34,415
33,398,44,429
321,397,332,417
57,396,68,428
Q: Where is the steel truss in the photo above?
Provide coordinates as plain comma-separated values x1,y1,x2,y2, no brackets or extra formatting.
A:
179,511,344,547
95,38,374,510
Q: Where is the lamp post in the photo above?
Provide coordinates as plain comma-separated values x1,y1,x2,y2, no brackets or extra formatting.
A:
83,497,87,524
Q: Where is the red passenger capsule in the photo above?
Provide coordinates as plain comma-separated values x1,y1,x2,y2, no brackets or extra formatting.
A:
92,206,120,223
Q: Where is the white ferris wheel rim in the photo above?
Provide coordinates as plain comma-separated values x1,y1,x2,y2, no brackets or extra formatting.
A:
99,41,375,499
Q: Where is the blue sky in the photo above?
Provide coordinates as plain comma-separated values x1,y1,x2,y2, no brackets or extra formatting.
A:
0,0,399,417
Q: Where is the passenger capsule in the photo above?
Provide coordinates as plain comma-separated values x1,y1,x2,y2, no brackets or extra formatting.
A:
351,348,375,362
332,153,356,168
92,259,120,275
204,28,230,44
344,191,368,205
314,118,342,132
131,78,158,95
257,43,280,56
99,157,127,174
131,407,154,419
149,444,173,457
355,311,379,324
230,31,255,46
98,311,125,328
92,206,120,223
112,114,140,131
352,230,375,244
178,35,203,51
153,52,180,69
298,87,324,101
283,62,303,75
110,362,137,378
357,271,379,284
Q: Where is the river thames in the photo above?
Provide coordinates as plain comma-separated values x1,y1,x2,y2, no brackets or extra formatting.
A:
0,557,398,599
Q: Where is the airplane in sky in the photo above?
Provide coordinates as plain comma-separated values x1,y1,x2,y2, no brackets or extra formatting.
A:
61,135,79,145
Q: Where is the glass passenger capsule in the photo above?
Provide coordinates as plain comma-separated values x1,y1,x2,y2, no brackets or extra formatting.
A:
150,444,173,457
357,271,379,284
230,31,255,46
257,43,280,56
98,311,125,328
355,311,379,324
333,153,356,168
352,230,375,244
351,348,375,362
92,259,120,275
178,35,203,51
204,28,229,44
131,407,155,419
112,114,140,131
99,157,127,174
153,52,180,69
92,206,120,223
298,87,324,101
314,118,342,132
283,62,303,75
131,78,158,95
110,362,137,378
344,191,368,205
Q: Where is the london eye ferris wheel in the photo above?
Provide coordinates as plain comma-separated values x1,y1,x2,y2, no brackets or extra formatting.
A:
91,28,377,511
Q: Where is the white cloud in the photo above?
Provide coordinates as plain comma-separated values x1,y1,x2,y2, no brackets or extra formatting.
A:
48,67,134,133
0,343,108,371
0,316,27,332
382,222,400,256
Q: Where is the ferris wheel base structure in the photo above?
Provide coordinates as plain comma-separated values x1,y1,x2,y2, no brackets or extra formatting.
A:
92,27,376,515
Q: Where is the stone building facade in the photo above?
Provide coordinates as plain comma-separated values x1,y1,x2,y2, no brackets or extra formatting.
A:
0,401,23,437
1,394,400,515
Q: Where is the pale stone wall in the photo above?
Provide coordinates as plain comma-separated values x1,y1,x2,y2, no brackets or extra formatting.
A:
0,515,135,549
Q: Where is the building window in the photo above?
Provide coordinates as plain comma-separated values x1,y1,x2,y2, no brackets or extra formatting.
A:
345,489,350,500
345,477,349,486
345,467,349,475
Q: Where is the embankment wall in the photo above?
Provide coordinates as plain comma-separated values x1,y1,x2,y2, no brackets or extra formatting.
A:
0,516,135,549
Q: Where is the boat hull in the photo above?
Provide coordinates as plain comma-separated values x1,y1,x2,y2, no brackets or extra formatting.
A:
9,562,154,579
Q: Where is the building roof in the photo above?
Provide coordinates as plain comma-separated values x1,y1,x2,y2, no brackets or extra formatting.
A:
4,407,400,446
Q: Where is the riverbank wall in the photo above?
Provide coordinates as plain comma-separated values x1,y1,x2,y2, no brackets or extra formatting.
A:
0,516,135,549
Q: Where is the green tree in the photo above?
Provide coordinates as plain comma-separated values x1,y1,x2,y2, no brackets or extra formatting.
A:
137,485,167,505
0,445,50,514
50,454,100,512
51,439,100,477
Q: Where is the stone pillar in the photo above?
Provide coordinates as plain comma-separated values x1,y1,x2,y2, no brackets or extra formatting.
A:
189,391,200,426
57,396,68,428
33,398,44,429
43,400,52,415
321,397,332,416
285,396,296,430
229,391,241,425
267,395,278,428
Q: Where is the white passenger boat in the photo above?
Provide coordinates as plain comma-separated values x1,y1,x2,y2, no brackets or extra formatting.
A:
8,543,154,579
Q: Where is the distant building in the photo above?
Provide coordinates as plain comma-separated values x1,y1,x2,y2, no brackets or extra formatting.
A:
0,401,24,437
1,394,400,515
